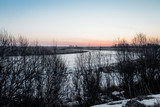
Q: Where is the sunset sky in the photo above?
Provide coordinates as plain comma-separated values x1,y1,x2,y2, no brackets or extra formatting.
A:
0,0,160,46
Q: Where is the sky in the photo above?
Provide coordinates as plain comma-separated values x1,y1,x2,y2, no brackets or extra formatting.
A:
0,0,160,46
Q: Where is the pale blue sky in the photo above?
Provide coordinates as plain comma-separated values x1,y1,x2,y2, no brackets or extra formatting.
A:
0,0,160,46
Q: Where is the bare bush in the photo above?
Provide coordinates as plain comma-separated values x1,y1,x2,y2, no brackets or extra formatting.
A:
0,30,68,107
115,33,160,98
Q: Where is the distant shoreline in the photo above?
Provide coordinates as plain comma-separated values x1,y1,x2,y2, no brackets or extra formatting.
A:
0,46,115,57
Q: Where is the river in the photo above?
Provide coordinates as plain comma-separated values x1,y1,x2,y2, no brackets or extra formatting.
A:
59,50,117,70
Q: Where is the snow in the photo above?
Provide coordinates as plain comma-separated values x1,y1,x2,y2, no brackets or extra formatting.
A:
91,94,160,107
140,99,157,106
112,91,120,96
92,104,122,107
139,94,160,106
112,91,124,96
148,94,160,98
91,99,129,107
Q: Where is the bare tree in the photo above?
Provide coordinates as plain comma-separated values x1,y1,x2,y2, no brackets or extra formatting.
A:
73,51,104,106
115,38,136,98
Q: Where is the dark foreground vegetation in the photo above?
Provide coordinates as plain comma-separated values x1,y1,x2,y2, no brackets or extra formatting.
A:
0,30,160,107
115,34,160,98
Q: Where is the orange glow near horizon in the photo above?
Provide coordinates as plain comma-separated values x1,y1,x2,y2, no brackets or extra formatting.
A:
35,39,113,47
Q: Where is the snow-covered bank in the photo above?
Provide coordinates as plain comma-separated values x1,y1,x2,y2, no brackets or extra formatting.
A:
91,94,160,107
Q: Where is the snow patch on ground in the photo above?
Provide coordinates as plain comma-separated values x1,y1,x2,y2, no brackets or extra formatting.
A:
112,91,124,96
91,94,160,107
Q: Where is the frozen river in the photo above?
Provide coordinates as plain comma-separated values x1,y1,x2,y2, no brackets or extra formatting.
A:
59,50,117,71
59,50,120,90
